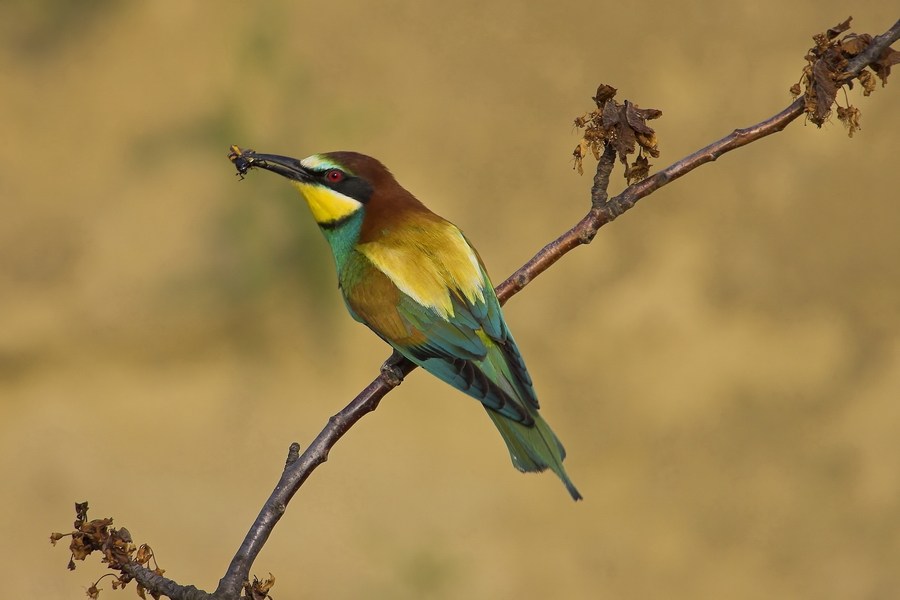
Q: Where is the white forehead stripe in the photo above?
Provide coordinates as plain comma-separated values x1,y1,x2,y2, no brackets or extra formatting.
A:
301,155,341,171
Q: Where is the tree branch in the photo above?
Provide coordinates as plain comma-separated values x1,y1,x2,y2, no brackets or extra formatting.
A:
213,19,899,594
57,16,900,600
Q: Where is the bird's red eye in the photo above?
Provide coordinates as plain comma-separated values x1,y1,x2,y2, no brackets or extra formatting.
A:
326,169,344,182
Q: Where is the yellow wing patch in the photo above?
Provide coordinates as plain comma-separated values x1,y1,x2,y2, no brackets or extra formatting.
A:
292,181,362,225
359,222,485,319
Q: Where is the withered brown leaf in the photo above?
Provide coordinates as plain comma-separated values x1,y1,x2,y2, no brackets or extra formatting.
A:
245,573,277,600
857,69,876,96
592,84,618,107
625,155,651,185
74,502,90,528
573,143,585,175
637,132,660,158
840,33,871,56
810,56,839,125
256,573,275,594
600,98,620,129
624,101,656,135
70,533,93,561
837,105,862,137
135,544,153,566
871,47,900,85
255,574,276,599
826,17,852,40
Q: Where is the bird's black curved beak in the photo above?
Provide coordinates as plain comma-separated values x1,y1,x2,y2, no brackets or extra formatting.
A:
228,146,311,182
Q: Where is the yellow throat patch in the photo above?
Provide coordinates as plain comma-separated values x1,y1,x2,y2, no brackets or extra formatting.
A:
292,181,362,226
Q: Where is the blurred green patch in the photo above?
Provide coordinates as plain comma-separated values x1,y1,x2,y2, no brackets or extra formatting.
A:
0,348,43,384
400,548,456,599
200,179,342,348
129,102,249,165
212,183,335,302
1,0,124,57
370,545,457,600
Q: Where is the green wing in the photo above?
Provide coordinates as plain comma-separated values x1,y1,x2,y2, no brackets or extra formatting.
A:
392,266,539,424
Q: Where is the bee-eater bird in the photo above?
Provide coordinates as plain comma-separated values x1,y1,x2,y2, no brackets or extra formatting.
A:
229,147,581,500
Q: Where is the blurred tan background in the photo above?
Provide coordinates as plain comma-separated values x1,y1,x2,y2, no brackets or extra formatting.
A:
2,1,899,598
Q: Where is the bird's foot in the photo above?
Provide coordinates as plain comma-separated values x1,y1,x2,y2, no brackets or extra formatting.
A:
380,351,406,388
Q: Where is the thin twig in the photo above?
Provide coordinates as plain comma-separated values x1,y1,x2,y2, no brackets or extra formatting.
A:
122,563,212,600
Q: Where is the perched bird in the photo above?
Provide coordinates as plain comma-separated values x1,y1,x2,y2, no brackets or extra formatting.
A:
229,147,581,500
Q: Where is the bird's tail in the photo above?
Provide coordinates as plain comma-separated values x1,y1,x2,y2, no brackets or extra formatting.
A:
485,407,582,501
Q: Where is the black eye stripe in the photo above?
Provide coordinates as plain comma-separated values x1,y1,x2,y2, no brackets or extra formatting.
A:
317,170,374,204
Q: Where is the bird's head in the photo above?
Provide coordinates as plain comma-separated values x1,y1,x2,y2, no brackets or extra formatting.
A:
231,149,425,231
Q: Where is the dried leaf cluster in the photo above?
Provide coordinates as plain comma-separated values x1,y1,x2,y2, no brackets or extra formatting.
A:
50,502,165,599
52,502,276,600
791,16,900,136
244,574,276,600
572,84,662,184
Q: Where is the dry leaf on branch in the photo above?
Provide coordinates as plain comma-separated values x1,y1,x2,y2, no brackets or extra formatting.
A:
51,502,169,599
794,17,897,136
837,105,861,136
245,573,277,600
826,17,853,40
870,45,900,86
572,84,662,183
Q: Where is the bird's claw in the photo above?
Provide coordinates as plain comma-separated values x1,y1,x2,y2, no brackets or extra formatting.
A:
380,351,406,387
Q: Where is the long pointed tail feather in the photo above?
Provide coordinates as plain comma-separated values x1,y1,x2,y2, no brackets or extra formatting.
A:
485,407,582,501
